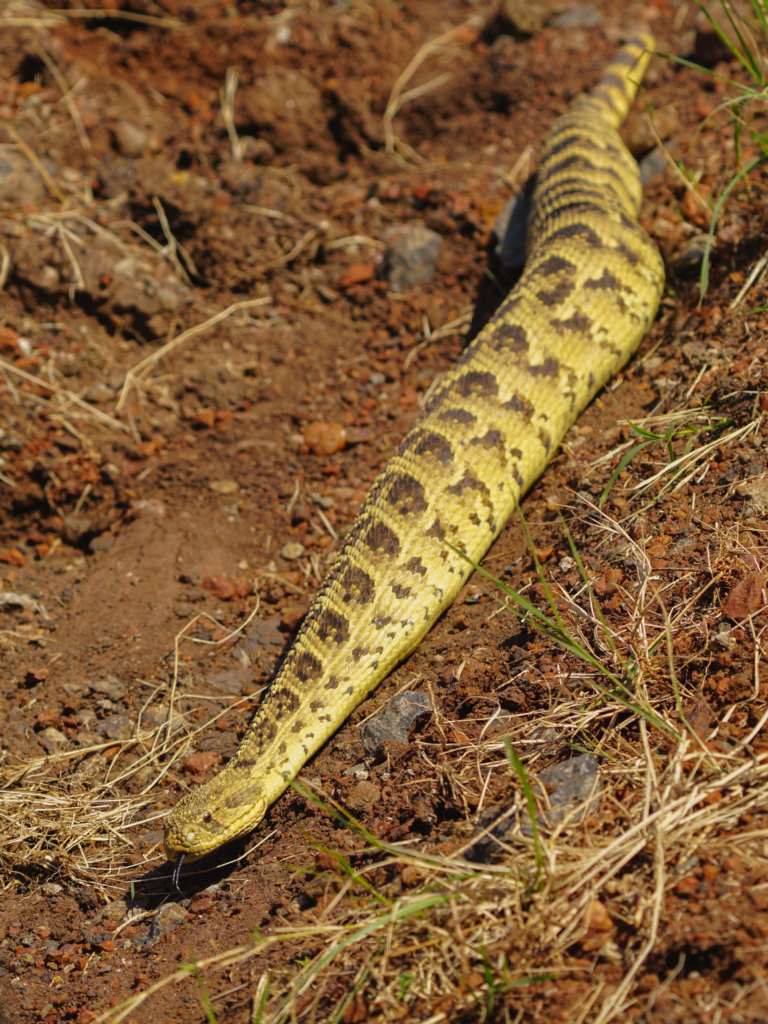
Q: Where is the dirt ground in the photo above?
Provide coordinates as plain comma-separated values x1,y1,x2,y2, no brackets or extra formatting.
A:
3,0,768,1021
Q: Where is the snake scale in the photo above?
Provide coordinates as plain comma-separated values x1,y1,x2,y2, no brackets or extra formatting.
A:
164,33,665,871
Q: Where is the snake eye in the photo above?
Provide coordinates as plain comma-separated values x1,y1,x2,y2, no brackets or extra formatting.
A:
202,811,212,823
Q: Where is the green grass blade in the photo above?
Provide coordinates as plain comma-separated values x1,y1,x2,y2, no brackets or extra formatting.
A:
503,738,543,875
700,155,764,302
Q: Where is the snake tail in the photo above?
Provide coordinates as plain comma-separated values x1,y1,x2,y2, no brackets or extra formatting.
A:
164,32,664,863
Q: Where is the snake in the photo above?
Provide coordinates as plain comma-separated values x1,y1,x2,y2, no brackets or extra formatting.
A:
164,33,665,876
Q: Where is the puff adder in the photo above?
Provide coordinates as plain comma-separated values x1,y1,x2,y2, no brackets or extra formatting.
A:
164,34,665,869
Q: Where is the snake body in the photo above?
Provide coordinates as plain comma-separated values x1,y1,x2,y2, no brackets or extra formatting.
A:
165,35,664,864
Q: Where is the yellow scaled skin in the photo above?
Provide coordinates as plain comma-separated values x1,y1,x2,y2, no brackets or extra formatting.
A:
165,34,664,862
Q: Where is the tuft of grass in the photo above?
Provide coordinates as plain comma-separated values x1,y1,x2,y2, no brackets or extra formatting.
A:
657,0,768,302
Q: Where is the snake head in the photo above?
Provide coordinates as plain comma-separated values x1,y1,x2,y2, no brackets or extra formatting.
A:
163,771,267,862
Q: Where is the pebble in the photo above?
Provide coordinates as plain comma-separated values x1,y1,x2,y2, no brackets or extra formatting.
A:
203,667,251,695
98,715,133,741
721,574,767,620
243,618,285,653
303,421,347,456
209,478,239,495
280,602,309,632
0,146,45,205
280,541,306,560
496,0,548,36
468,754,601,862
89,677,126,701
671,233,710,275
114,120,148,157
130,498,167,518
90,533,115,554
346,780,382,813
182,751,223,774
39,727,68,751
84,383,116,404
552,4,602,28
144,904,188,945
381,225,442,292
359,690,433,758
62,515,92,544
625,106,680,158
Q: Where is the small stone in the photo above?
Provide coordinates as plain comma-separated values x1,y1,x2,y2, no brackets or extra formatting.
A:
98,715,133,741
303,421,347,456
346,781,381,813
243,617,285,653
586,899,613,934
41,882,63,896
552,4,602,28
202,575,237,600
131,498,167,518
338,263,376,289
209,478,239,495
721,574,766,619
84,383,115,404
0,146,45,205
359,691,432,758
204,667,251,695
182,751,223,774
144,904,188,945
89,533,115,554
61,516,92,545
114,120,148,157
89,677,126,701
381,225,442,292
671,233,710,275
496,0,548,36
624,105,680,158
280,602,309,632
280,541,306,560
528,753,601,832
39,727,68,752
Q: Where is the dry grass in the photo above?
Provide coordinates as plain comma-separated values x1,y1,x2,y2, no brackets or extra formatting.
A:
36,482,761,1024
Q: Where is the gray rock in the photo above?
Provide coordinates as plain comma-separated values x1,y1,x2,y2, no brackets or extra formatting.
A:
0,146,45,206
496,0,548,36
528,753,601,832
89,677,126,701
381,226,442,292
243,617,285,654
39,727,68,753
359,690,432,758
494,192,530,271
98,715,133,741
672,233,710,275
75,730,104,749
84,382,115,404
638,142,680,185
144,903,188,945
90,532,115,554
204,667,251,695
114,121,148,158
62,515,92,544
552,5,602,29
467,754,601,862
140,704,186,732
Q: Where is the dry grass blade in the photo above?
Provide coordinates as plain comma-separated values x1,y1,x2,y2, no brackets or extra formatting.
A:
383,15,482,159
0,356,130,432
117,297,271,410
